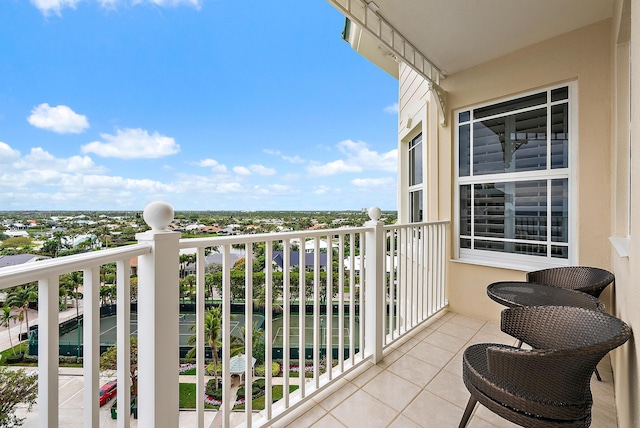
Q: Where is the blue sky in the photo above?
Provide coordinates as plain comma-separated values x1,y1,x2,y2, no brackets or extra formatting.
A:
0,0,399,211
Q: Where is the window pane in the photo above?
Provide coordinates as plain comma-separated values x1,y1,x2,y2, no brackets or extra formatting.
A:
551,103,569,169
460,238,471,249
473,108,547,175
551,245,569,259
514,243,547,256
474,240,505,252
459,124,470,176
460,185,471,236
551,179,568,242
410,190,423,223
459,111,470,122
551,87,568,102
473,92,546,119
409,134,423,186
473,180,547,243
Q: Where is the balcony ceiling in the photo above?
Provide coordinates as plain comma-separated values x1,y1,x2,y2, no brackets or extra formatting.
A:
370,0,614,75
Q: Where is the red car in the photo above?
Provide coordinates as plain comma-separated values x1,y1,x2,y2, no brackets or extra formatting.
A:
99,380,117,406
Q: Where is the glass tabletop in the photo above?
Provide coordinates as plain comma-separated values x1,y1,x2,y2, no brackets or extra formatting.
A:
487,281,604,310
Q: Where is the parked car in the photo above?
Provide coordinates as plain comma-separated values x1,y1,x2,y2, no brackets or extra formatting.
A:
99,380,117,406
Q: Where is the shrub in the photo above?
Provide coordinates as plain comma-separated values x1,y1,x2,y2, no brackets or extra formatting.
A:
205,379,222,400
5,354,24,364
59,356,78,364
255,362,281,377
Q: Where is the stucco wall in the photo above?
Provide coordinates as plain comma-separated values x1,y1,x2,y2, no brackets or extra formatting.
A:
611,0,640,425
435,19,613,321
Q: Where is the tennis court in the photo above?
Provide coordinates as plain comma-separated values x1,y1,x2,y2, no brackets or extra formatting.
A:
271,314,360,349
58,313,265,348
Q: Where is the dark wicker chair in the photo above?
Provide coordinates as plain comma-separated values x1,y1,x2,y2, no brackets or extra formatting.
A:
459,306,631,428
526,266,614,298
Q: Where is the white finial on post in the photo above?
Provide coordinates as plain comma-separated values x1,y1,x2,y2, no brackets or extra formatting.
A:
368,206,382,222
143,201,174,231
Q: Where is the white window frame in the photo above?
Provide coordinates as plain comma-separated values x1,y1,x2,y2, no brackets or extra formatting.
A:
408,132,424,223
453,83,577,271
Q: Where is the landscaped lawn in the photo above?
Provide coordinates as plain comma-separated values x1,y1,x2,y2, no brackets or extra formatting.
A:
179,383,217,409
234,384,299,410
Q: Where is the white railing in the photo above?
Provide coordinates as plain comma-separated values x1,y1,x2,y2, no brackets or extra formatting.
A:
0,202,448,428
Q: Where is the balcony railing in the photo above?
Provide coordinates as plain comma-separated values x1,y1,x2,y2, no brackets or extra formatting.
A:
0,202,448,428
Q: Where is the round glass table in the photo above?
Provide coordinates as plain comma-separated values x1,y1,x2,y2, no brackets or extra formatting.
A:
487,281,604,311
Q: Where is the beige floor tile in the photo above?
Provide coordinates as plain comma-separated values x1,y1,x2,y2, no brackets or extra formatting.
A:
448,313,487,330
329,390,397,428
436,321,479,341
347,363,384,388
406,341,455,368
386,354,441,387
422,330,468,353
362,370,422,411
310,414,346,428
393,337,420,354
442,352,464,378
376,349,403,369
425,370,470,409
387,414,423,428
279,404,328,428
473,405,521,427
317,380,358,412
402,390,465,427
411,326,436,341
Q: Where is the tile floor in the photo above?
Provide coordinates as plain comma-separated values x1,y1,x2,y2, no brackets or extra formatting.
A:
268,310,618,428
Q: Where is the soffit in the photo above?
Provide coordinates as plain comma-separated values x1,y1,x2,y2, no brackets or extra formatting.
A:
369,0,614,75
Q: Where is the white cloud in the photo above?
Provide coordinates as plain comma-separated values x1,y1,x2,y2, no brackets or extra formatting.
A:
28,103,89,134
264,149,305,164
351,177,395,187
313,185,330,195
81,128,180,159
133,0,201,7
233,166,251,176
196,158,227,173
30,0,80,16
254,184,294,195
31,0,201,15
13,147,104,174
0,142,21,163
231,164,275,176
249,164,276,176
384,103,399,114
307,140,397,177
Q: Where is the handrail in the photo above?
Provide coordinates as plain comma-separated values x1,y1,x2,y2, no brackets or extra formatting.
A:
178,226,372,249
0,243,151,289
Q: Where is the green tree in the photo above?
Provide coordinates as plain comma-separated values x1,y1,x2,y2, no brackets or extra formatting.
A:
0,367,38,428
100,336,139,396
6,285,38,335
0,307,17,355
186,308,222,389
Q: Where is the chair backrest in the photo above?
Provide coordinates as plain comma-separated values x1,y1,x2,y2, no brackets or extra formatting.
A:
495,306,632,403
526,266,614,297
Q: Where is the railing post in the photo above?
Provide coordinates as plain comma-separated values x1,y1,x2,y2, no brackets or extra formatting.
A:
136,201,180,427
364,207,384,363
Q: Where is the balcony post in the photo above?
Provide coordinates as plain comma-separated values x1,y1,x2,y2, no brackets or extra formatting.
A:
136,201,180,427
364,207,384,363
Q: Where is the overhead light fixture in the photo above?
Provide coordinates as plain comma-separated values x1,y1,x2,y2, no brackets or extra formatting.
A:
367,1,379,13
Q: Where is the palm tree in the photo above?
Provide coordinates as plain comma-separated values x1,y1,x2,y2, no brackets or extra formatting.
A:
6,284,38,335
60,271,83,319
0,306,17,354
186,307,222,389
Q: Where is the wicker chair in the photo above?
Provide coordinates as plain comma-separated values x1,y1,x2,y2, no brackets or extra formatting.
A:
526,266,614,298
459,306,631,428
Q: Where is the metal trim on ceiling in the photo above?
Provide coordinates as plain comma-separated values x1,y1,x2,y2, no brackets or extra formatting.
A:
329,0,448,125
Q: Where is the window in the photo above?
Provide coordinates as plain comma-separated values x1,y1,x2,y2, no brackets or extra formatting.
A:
455,85,573,267
409,133,423,222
